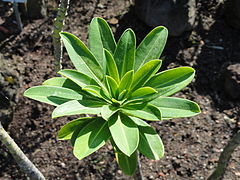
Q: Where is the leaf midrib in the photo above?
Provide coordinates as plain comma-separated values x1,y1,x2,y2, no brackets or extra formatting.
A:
123,153,131,174
99,21,115,54
88,121,107,148
121,33,130,77
155,72,193,88
138,30,166,68
139,132,158,159
119,117,131,154
133,62,159,91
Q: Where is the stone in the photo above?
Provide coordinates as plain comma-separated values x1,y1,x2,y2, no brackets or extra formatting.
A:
135,0,196,36
223,63,240,99
226,0,240,30
26,0,47,19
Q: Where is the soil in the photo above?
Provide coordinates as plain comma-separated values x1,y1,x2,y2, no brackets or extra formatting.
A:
0,0,240,179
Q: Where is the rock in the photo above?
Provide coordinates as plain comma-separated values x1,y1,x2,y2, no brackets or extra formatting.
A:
26,0,47,19
135,0,196,36
108,17,119,25
226,0,240,30
223,63,240,99
97,3,105,9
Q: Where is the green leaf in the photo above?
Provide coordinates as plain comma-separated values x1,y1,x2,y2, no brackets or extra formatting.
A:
58,69,98,87
104,49,120,83
150,97,201,118
52,100,103,118
82,85,102,98
43,77,82,92
118,70,134,94
145,67,195,97
106,76,119,98
108,113,139,156
80,97,107,107
135,26,168,71
73,117,110,160
101,105,118,120
89,17,116,70
71,124,86,146
131,117,164,160
131,60,162,92
114,29,136,78
130,87,157,99
43,77,94,98
122,104,161,121
82,85,111,102
60,32,104,82
57,117,92,140
24,86,82,106
114,148,137,176
118,89,128,101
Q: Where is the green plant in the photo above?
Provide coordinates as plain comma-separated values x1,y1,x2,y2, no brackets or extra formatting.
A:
24,17,200,175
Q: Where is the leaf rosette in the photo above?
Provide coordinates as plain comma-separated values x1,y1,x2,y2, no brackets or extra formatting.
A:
24,17,200,175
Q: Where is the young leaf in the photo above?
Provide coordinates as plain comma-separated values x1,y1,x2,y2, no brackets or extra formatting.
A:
73,118,110,160
114,148,137,176
145,67,195,97
131,60,162,92
118,89,128,101
131,117,164,160
150,97,201,118
58,69,98,87
122,104,161,121
89,17,116,69
24,86,82,106
130,87,157,99
60,32,104,82
106,76,119,98
135,26,168,71
114,29,136,78
118,70,134,93
43,77,81,92
104,49,120,83
58,117,92,140
108,113,139,156
82,85,111,102
52,100,102,118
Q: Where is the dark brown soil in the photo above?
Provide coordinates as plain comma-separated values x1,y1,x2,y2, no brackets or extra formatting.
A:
0,0,240,179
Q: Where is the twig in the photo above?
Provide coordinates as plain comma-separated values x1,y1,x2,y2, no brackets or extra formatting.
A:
0,122,45,180
52,0,70,71
207,130,240,180
205,45,224,50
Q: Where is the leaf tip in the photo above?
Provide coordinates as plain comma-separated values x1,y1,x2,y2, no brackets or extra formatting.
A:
59,31,67,37
23,89,29,97
23,87,35,97
194,103,201,113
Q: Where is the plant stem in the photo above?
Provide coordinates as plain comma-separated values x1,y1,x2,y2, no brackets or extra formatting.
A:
52,0,70,71
0,123,45,180
207,130,240,180
133,151,144,180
